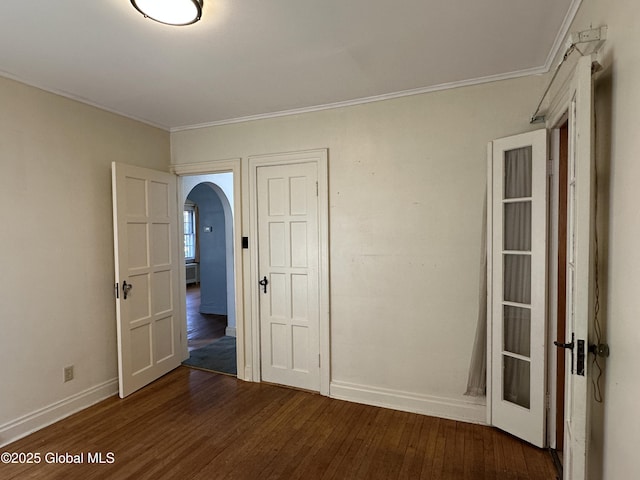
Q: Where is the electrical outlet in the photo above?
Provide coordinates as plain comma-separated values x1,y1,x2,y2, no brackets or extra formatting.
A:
64,365,74,383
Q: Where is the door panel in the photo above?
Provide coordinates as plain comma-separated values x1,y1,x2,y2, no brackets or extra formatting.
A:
112,163,181,398
490,129,547,448
257,162,320,391
562,56,594,480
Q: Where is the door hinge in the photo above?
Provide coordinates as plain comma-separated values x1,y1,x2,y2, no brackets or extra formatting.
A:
547,160,553,176
114,282,119,299
318,354,321,368
316,181,319,196
545,392,551,410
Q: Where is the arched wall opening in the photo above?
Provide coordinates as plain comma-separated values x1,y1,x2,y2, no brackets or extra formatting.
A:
182,174,236,334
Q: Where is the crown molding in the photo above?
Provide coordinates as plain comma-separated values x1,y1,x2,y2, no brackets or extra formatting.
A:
171,64,552,132
542,0,583,71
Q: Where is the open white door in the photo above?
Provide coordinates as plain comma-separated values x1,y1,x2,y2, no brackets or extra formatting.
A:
560,55,594,480
112,163,182,398
490,129,548,448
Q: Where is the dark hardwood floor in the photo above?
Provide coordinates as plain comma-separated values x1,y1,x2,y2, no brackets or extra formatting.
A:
186,284,227,351
1,368,557,480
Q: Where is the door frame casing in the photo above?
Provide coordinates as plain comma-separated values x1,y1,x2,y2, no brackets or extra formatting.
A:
487,57,594,466
171,159,246,380
546,124,563,451
248,149,330,396
545,56,595,480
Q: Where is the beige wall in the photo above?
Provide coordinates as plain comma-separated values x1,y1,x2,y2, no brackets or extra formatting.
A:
171,74,545,421
567,0,640,478
0,76,169,443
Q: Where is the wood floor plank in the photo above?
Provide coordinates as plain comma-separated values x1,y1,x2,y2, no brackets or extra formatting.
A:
429,417,448,479
374,410,414,480
245,393,329,480
396,412,426,479
462,422,485,480
336,406,386,479
481,422,497,480
284,398,351,479
315,402,370,480
0,368,557,480
419,417,445,479
491,428,517,480
368,409,411,480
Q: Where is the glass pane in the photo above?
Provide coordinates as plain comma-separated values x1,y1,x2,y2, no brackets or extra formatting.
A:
503,356,530,409
504,201,531,251
503,254,531,304
184,210,194,234
504,146,532,199
184,233,195,259
503,306,531,357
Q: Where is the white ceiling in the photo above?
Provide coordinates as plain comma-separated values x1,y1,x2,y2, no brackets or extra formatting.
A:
0,0,578,130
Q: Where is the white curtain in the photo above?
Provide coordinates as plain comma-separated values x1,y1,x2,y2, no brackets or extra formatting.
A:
465,189,487,397
502,146,532,408
465,146,532,405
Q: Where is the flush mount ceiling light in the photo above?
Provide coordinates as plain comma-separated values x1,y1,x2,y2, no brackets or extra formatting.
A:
131,0,203,26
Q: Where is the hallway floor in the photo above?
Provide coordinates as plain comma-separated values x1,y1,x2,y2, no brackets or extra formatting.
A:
186,284,227,351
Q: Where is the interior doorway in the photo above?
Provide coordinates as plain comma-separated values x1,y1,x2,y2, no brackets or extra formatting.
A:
248,149,331,395
181,173,237,376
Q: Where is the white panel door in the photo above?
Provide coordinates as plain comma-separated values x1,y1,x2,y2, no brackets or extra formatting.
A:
490,129,547,447
562,55,594,480
257,162,320,391
112,162,181,398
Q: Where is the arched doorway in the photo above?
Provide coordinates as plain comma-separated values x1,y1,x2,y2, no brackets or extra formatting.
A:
181,174,237,375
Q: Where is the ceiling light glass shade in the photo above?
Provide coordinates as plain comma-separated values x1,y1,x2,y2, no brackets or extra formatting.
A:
131,0,203,26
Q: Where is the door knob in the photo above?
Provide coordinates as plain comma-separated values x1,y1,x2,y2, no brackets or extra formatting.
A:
122,280,133,300
554,333,576,374
553,340,574,350
258,276,269,294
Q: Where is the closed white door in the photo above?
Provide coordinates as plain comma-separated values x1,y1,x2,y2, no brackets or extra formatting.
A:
112,163,182,398
562,55,594,480
490,129,548,447
257,162,320,391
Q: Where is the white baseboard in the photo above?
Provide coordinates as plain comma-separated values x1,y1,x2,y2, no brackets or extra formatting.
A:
244,364,253,382
330,380,487,425
225,326,237,337
0,378,119,448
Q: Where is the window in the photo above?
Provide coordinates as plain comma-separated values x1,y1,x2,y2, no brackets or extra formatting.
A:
184,204,196,261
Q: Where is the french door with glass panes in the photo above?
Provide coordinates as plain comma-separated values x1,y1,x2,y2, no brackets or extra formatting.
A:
489,129,547,447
